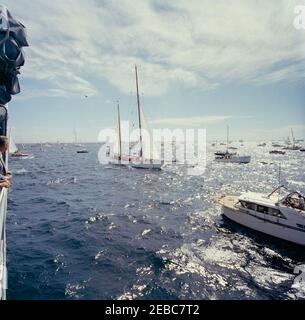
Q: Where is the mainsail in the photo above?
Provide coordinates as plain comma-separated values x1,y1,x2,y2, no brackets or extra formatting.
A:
139,106,160,161
9,133,18,153
133,66,161,164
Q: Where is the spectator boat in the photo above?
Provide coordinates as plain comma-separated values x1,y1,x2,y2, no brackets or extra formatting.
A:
215,126,251,164
76,149,88,154
269,150,286,155
282,129,301,151
217,186,305,246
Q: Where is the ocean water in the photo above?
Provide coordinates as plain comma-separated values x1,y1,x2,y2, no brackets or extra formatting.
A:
6,142,305,300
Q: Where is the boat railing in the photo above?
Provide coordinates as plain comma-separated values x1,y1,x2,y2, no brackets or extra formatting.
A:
0,187,8,300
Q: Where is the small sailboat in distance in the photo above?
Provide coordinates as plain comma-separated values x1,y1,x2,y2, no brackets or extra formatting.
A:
215,126,251,164
73,128,88,153
9,130,29,158
282,129,301,151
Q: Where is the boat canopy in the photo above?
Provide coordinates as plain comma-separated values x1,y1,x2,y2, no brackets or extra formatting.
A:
0,5,29,104
281,191,305,212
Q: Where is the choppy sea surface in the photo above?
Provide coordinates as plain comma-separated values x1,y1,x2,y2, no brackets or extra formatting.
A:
6,142,305,300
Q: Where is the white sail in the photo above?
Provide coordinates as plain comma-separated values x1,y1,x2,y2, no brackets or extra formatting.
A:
139,106,160,161
9,134,18,153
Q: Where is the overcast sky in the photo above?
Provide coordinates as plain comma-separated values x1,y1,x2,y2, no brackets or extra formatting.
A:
5,0,305,142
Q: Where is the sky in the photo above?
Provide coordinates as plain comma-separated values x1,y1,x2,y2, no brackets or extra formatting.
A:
3,0,305,143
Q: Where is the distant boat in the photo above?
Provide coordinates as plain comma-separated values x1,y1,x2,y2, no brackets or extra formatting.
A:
300,148,305,152
10,151,30,157
269,150,286,155
73,128,88,153
9,131,29,158
216,154,251,164
258,143,266,147
272,143,283,148
282,129,301,150
214,151,236,157
215,126,251,164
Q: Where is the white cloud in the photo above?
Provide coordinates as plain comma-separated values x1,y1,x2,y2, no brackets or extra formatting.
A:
254,124,305,140
6,0,305,99
151,115,232,126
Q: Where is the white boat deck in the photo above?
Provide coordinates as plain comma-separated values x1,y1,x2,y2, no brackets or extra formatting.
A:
239,192,280,208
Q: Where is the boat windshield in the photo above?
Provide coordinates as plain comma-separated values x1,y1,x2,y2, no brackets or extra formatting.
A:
281,192,305,212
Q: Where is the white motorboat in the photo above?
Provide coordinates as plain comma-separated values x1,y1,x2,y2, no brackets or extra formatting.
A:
218,186,305,246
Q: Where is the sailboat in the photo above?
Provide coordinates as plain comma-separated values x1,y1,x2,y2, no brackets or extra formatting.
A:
282,129,300,151
215,126,251,164
130,66,163,170
73,128,88,153
108,101,129,166
9,130,29,158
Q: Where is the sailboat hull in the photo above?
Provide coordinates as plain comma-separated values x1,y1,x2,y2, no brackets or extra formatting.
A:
216,155,251,164
131,163,163,170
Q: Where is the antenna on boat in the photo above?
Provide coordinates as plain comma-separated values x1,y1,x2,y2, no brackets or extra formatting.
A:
226,125,229,153
278,163,281,202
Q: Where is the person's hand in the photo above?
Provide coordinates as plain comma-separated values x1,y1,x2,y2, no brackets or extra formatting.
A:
0,180,10,188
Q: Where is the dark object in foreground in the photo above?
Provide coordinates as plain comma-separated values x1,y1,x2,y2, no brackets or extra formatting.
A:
0,5,29,104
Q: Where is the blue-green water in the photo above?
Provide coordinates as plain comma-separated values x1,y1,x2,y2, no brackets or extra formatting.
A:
6,142,305,299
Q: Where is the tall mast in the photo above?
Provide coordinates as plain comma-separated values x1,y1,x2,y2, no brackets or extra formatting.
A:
135,65,143,158
73,127,77,144
291,128,295,147
117,101,122,160
278,163,281,203
226,125,229,153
